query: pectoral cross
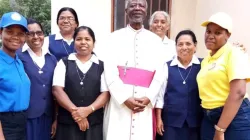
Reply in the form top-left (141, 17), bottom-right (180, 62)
top-left (123, 61), bottom-right (129, 76)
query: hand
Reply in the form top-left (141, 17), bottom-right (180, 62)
top-left (213, 131), bottom-right (224, 140)
top-left (51, 120), bottom-right (57, 139)
top-left (124, 97), bottom-right (146, 113)
top-left (233, 42), bottom-right (246, 52)
top-left (77, 118), bottom-right (89, 131)
top-left (156, 117), bottom-right (164, 136)
top-left (133, 97), bottom-right (150, 113)
top-left (135, 97), bottom-right (150, 106)
top-left (71, 107), bottom-right (92, 122)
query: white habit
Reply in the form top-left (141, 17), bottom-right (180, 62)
top-left (103, 25), bottom-right (168, 140)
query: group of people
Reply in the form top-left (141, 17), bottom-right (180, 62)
top-left (0, 0), bottom-right (250, 140)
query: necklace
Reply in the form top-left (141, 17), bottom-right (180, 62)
top-left (75, 65), bottom-right (86, 85)
top-left (61, 40), bottom-right (69, 55)
top-left (33, 60), bottom-right (43, 74)
top-left (177, 65), bottom-right (192, 84)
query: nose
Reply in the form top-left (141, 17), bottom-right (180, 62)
top-left (33, 33), bottom-right (38, 38)
top-left (157, 22), bottom-right (161, 27)
top-left (80, 40), bottom-right (87, 45)
top-left (135, 4), bottom-right (141, 10)
top-left (182, 44), bottom-right (188, 50)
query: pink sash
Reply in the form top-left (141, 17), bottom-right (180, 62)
top-left (117, 66), bottom-right (155, 87)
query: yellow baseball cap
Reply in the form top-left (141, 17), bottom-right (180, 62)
top-left (201, 12), bottom-right (232, 33)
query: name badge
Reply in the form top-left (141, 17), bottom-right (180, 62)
top-left (208, 63), bottom-right (216, 70)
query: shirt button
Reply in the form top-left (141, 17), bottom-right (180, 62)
top-left (134, 92), bottom-right (137, 94)
top-left (133, 119), bottom-right (135, 121)
top-left (81, 100), bottom-right (84, 102)
top-left (43, 85), bottom-right (45, 87)
top-left (43, 97), bottom-right (46, 100)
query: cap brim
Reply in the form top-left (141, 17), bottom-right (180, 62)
top-left (2, 22), bottom-right (28, 32)
top-left (201, 21), bottom-right (210, 27)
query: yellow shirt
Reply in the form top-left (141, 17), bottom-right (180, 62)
top-left (197, 43), bottom-right (250, 109)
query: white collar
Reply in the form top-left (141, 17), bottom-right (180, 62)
top-left (163, 36), bottom-right (170, 44)
top-left (68, 53), bottom-right (99, 64)
top-left (22, 42), bottom-right (51, 56)
top-left (163, 36), bottom-right (175, 44)
top-left (127, 24), bottom-right (144, 33)
top-left (55, 33), bottom-right (73, 45)
top-left (170, 55), bottom-right (200, 69)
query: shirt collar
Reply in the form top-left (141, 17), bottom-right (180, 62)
top-left (170, 55), bottom-right (200, 69)
top-left (0, 49), bottom-right (20, 64)
top-left (163, 36), bottom-right (172, 44)
top-left (208, 42), bottom-right (230, 60)
top-left (55, 32), bottom-right (73, 45)
top-left (22, 42), bottom-right (51, 56)
top-left (68, 53), bottom-right (99, 64)
top-left (127, 24), bottom-right (144, 33)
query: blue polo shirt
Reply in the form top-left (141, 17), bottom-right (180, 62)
top-left (0, 49), bottom-right (30, 112)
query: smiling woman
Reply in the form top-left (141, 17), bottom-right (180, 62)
top-left (48, 7), bottom-right (79, 61)
top-left (52, 26), bottom-right (110, 140)
top-left (0, 12), bottom-right (31, 140)
top-left (16, 18), bottom-right (58, 140)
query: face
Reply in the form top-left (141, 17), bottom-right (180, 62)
top-left (58, 10), bottom-right (78, 34)
top-left (26, 23), bottom-right (44, 50)
top-left (74, 29), bottom-right (94, 56)
top-left (0, 25), bottom-right (26, 51)
top-left (126, 0), bottom-right (147, 24)
top-left (205, 23), bottom-right (230, 52)
top-left (176, 35), bottom-right (196, 61)
top-left (150, 13), bottom-right (169, 37)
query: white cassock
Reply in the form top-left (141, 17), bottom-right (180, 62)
top-left (103, 25), bottom-right (169, 140)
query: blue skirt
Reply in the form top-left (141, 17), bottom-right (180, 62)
top-left (201, 98), bottom-right (250, 140)
top-left (26, 114), bottom-right (52, 140)
top-left (162, 122), bottom-right (200, 140)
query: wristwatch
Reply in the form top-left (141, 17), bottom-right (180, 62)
top-left (214, 125), bottom-right (226, 132)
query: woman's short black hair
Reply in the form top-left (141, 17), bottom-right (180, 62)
top-left (26, 18), bottom-right (44, 32)
top-left (73, 26), bottom-right (96, 43)
top-left (56, 7), bottom-right (79, 26)
top-left (175, 30), bottom-right (197, 44)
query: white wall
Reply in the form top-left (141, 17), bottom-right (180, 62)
top-left (170, 0), bottom-right (197, 41)
top-left (51, 0), bottom-right (112, 59)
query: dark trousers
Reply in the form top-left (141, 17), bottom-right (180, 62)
top-left (201, 98), bottom-right (250, 140)
top-left (162, 122), bottom-right (200, 140)
top-left (0, 111), bottom-right (27, 140)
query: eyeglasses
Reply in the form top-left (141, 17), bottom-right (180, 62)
top-left (26, 31), bottom-right (44, 37)
top-left (58, 16), bottom-right (75, 21)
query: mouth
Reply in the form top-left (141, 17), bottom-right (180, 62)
top-left (155, 28), bottom-right (163, 32)
top-left (62, 25), bottom-right (71, 28)
top-left (79, 46), bottom-right (88, 51)
top-left (32, 40), bottom-right (41, 45)
top-left (206, 41), bottom-right (215, 45)
top-left (10, 41), bottom-right (21, 46)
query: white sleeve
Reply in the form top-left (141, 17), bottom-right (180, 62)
top-left (155, 77), bottom-right (168, 108)
top-left (104, 59), bottom-right (131, 105)
top-left (145, 61), bottom-right (168, 108)
top-left (100, 72), bottom-right (109, 92)
top-left (53, 60), bottom-right (66, 87)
